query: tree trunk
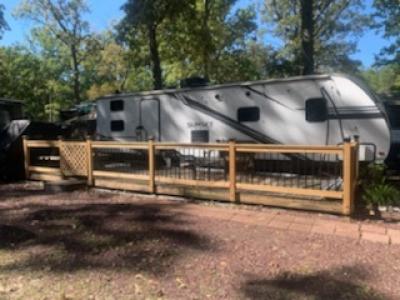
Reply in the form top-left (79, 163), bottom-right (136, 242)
top-left (71, 45), bottom-right (81, 103)
top-left (148, 24), bottom-right (163, 90)
top-left (202, 0), bottom-right (211, 79)
top-left (300, 0), bottom-right (314, 75)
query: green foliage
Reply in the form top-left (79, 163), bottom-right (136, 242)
top-left (361, 65), bottom-right (400, 97)
top-left (118, 0), bottom-right (192, 89)
top-left (373, 0), bottom-right (400, 65)
top-left (194, 1), bottom-right (258, 82)
top-left (44, 101), bottom-right (61, 122)
top-left (0, 46), bottom-right (73, 120)
top-left (361, 163), bottom-right (400, 207)
top-left (262, 0), bottom-right (370, 75)
top-left (118, 0), bottom-right (259, 88)
top-left (363, 183), bottom-right (400, 207)
top-left (360, 163), bottom-right (385, 185)
top-left (0, 4), bottom-right (10, 40)
top-left (15, 0), bottom-right (95, 103)
top-left (0, 0), bottom-right (397, 121)
top-left (84, 31), bottom-right (154, 99)
top-left (180, 0), bottom-right (258, 82)
top-left (371, 0), bottom-right (400, 97)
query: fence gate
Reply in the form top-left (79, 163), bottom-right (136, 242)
top-left (60, 141), bottom-right (88, 177)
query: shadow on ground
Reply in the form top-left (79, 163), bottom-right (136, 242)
top-left (0, 187), bottom-right (214, 276)
top-left (0, 182), bottom-right (53, 200)
top-left (241, 265), bottom-right (384, 300)
top-left (0, 225), bottom-right (37, 248)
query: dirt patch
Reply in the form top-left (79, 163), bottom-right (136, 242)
top-left (0, 182), bottom-right (398, 299)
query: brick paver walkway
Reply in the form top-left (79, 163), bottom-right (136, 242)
top-left (162, 198), bottom-right (400, 246)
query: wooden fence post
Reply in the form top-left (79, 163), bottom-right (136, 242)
top-left (58, 135), bottom-right (65, 179)
top-left (148, 137), bottom-right (155, 194)
top-left (86, 136), bottom-right (94, 186)
top-left (22, 135), bottom-right (30, 180)
top-left (229, 139), bottom-right (237, 202)
top-left (351, 136), bottom-right (360, 214)
top-left (353, 135), bottom-right (360, 181)
top-left (342, 138), bottom-right (355, 215)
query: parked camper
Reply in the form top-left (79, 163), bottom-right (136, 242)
top-left (95, 74), bottom-right (396, 166)
top-left (384, 100), bottom-right (400, 169)
top-left (0, 99), bottom-right (61, 181)
top-left (60, 102), bottom-right (97, 139)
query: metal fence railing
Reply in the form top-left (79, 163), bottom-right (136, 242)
top-left (23, 137), bottom-right (359, 215)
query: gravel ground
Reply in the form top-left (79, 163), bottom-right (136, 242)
top-left (0, 182), bottom-right (399, 300)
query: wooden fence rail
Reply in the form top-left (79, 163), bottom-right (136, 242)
top-left (22, 136), bottom-right (359, 215)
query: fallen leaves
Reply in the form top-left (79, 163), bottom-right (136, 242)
top-left (175, 277), bottom-right (187, 289)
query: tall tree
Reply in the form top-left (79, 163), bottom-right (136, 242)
top-left (118, 0), bottom-right (257, 88)
top-left (0, 46), bottom-right (69, 120)
top-left (166, 0), bottom-right (257, 83)
top-left (15, 0), bottom-right (94, 103)
top-left (300, 0), bottom-right (314, 74)
top-left (202, 0), bottom-right (212, 78)
top-left (263, 0), bottom-right (369, 75)
top-left (196, 0), bottom-right (257, 81)
top-left (85, 34), bottom-right (149, 99)
top-left (118, 0), bottom-right (191, 90)
top-left (0, 4), bottom-right (10, 40)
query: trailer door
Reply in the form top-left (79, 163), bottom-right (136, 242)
top-left (140, 99), bottom-right (161, 141)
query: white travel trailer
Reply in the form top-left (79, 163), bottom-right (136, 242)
top-left (96, 74), bottom-right (397, 164)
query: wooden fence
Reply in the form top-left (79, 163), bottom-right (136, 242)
top-left (23, 136), bottom-right (359, 215)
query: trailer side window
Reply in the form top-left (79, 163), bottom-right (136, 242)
top-left (238, 107), bottom-right (260, 122)
top-left (305, 98), bottom-right (328, 122)
top-left (110, 100), bottom-right (124, 112)
top-left (191, 130), bottom-right (209, 143)
top-left (111, 120), bottom-right (124, 132)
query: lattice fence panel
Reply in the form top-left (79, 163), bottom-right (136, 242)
top-left (60, 142), bottom-right (88, 177)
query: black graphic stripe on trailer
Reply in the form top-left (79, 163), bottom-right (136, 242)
top-left (178, 94), bottom-right (309, 162)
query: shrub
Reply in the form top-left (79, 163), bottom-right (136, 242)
top-left (360, 163), bottom-right (400, 208)
top-left (362, 182), bottom-right (400, 207)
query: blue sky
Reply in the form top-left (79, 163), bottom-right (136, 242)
top-left (1, 0), bottom-right (391, 68)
